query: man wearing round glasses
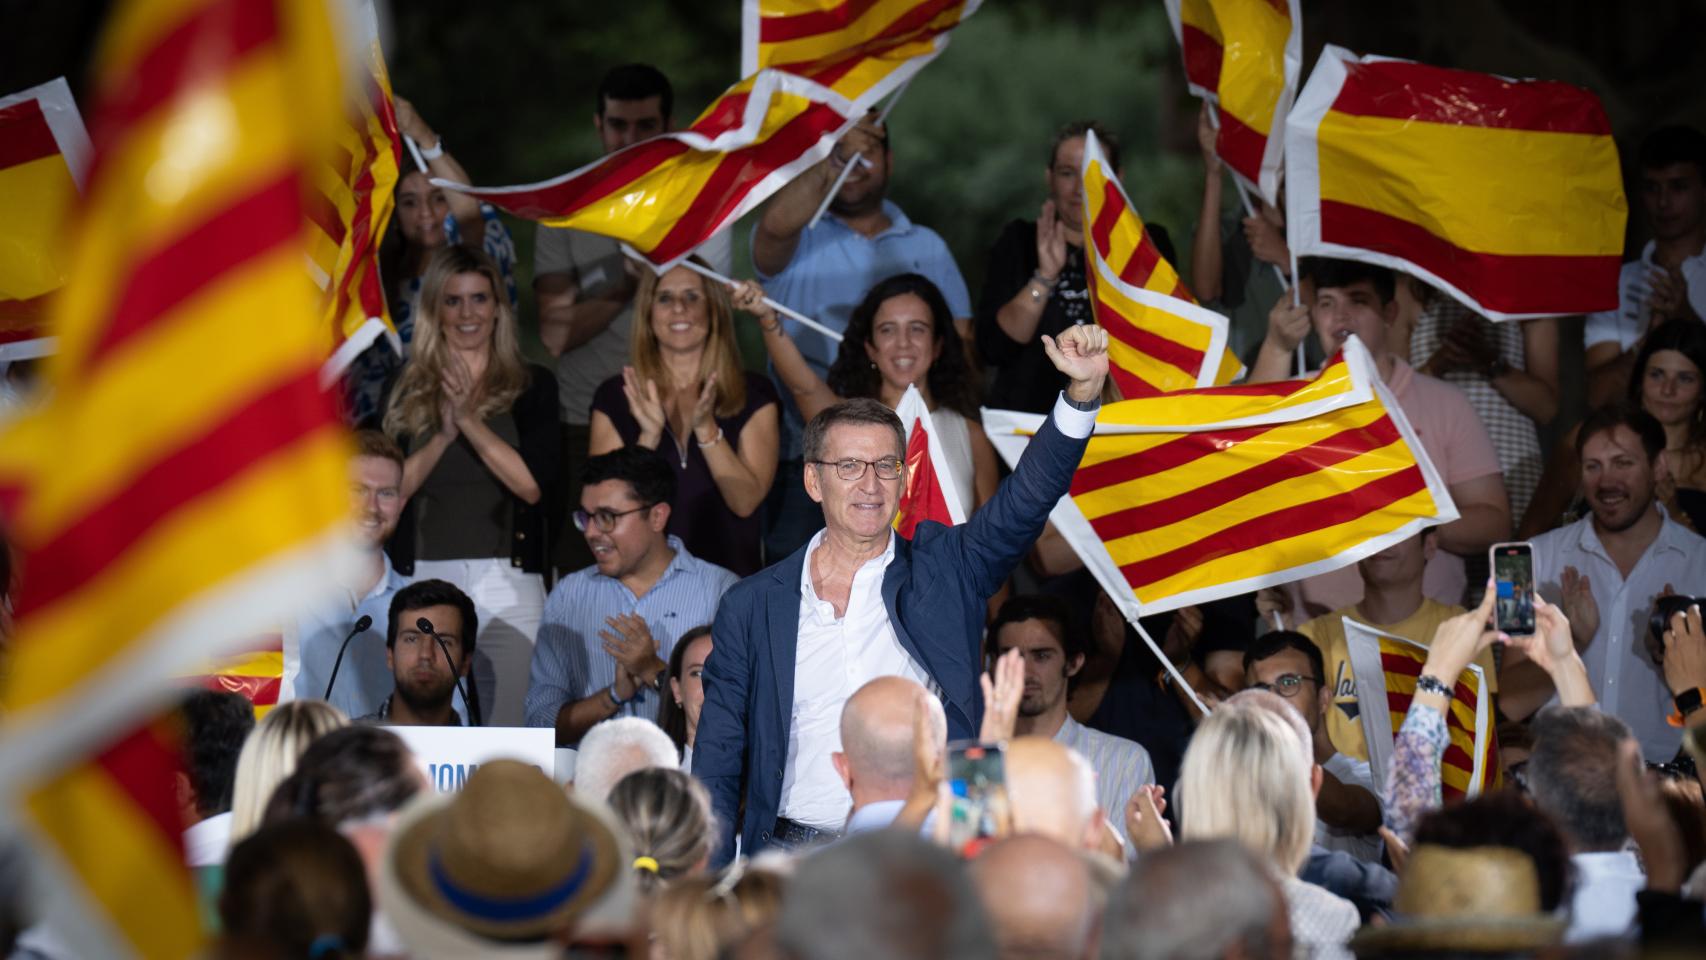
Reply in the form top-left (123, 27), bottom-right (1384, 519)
top-left (697, 324), bottom-right (1110, 863)
top-left (524, 446), bottom-right (736, 745)
top-left (1243, 631), bottom-right (1383, 862)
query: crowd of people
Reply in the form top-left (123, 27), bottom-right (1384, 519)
top-left (7, 55), bottom-right (1706, 960)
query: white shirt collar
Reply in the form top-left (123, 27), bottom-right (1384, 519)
top-left (799, 528), bottom-right (896, 602)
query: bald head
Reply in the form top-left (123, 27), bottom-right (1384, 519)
top-left (971, 835), bottom-right (1096, 960)
top-left (836, 677), bottom-right (943, 805)
top-left (1005, 737), bottom-right (1099, 850)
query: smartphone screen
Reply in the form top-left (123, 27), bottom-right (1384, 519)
top-left (1491, 541), bottom-right (1536, 636)
top-left (945, 741), bottom-right (1008, 853)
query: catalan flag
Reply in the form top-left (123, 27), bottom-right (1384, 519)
top-left (1164, 0), bottom-right (1301, 204)
top-left (0, 0), bottom-right (353, 953)
top-left (1285, 45), bottom-right (1627, 320)
top-left (742, 0), bottom-right (982, 106)
top-left (0, 78), bottom-right (91, 360)
top-left (182, 631), bottom-right (289, 719)
top-left (984, 337), bottom-right (1457, 617)
top-left (309, 0), bottom-right (402, 381)
top-left (1080, 131), bottom-right (1242, 397)
top-left (893, 383), bottom-right (966, 537)
top-left (1343, 617), bottom-right (1498, 799)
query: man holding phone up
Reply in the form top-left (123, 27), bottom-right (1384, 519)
top-left (696, 326), bottom-right (1109, 864)
top-left (1512, 405), bottom-right (1706, 760)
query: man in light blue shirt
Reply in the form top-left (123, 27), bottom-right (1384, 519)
top-left (524, 447), bottom-right (736, 745)
top-left (751, 115), bottom-right (973, 557)
top-left (287, 431), bottom-right (416, 718)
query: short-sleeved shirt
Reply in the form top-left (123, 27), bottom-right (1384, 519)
top-left (1298, 599), bottom-right (1493, 763)
top-left (591, 373), bottom-right (779, 576)
top-left (1286, 358), bottom-right (1505, 616)
top-left (1584, 241), bottom-right (1706, 353)
top-left (534, 226), bottom-right (733, 425)
top-left (1531, 509), bottom-right (1706, 760)
top-left (752, 199), bottom-right (971, 456)
top-left (974, 219), bottom-right (1091, 414)
top-left (523, 536), bottom-right (737, 734)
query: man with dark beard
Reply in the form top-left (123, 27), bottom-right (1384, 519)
top-left (988, 594), bottom-right (1153, 848)
top-left (1513, 404), bottom-right (1706, 760)
top-left (360, 580), bottom-right (476, 726)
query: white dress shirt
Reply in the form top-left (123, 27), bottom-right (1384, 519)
top-left (779, 529), bottom-right (933, 830)
top-left (1565, 849), bottom-right (1644, 943)
top-left (182, 811), bottom-right (232, 868)
top-left (1316, 752), bottom-right (1384, 863)
top-left (1584, 240), bottom-right (1706, 352)
top-left (1532, 507), bottom-right (1706, 759)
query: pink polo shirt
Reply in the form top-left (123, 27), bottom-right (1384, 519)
top-left (1284, 357), bottom-right (1505, 620)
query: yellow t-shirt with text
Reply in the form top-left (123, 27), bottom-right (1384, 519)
top-left (1298, 599), bottom-right (1496, 761)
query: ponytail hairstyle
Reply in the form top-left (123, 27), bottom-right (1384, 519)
top-left (606, 767), bottom-right (714, 893)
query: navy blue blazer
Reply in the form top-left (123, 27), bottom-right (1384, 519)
top-left (692, 410), bottom-right (1089, 864)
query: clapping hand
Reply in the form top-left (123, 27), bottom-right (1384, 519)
top-left (1560, 566), bottom-right (1599, 650)
top-left (688, 371), bottom-right (720, 444)
top-left (439, 354), bottom-right (475, 436)
top-left (621, 365), bottom-right (667, 448)
top-left (978, 647), bottom-right (1023, 744)
top-left (600, 613), bottom-right (664, 687)
top-left (1648, 266), bottom-right (1691, 322)
top-left (1124, 785), bottom-right (1172, 853)
top-left (1037, 200), bottom-right (1067, 282)
top-left (1043, 324), bottom-right (1110, 404)
top-left (1662, 602), bottom-right (1706, 699)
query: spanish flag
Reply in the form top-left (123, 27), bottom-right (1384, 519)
top-left (0, 0), bottom-right (353, 952)
top-left (182, 631), bottom-right (288, 719)
top-left (309, 0), bottom-right (402, 381)
top-left (1343, 617), bottom-right (1499, 799)
top-left (1285, 45), bottom-right (1626, 320)
top-left (741, 0), bottom-right (982, 106)
top-left (984, 337), bottom-right (1457, 617)
top-left (1164, 0), bottom-right (1301, 204)
top-left (893, 383), bottom-right (967, 537)
top-left (1080, 131), bottom-right (1242, 397)
top-left (0, 77), bottom-right (91, 360)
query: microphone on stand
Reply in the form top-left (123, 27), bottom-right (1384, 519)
top-left (322, 615), bottom-right (374, 702)
top-left (416, 616), bottom-right (482, 726)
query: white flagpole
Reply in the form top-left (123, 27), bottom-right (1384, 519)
top-left (806, 77), bottom-right (913, 230)
top-left (674, 258), bottom-right (844, 343)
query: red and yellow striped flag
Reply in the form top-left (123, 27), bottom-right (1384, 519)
top-left (309, 0), bottom-right (402, 380)
top-left (1285, 45), bottom-right (1627, 320)
top-left (0, 78), bottom-right (91, 360)
top-left (1344, 618), bottom-right (1499, 799)
top-left (1080, 130), bottom-right (1242, 397)
top-left (1164, 0), bottom-right (1301, 204)
top-left (893, 383), bottom-right (966, 537)
top-left (742, 0), bottom-right (981, 106)
top-left (455, 72), bottom-right (855, 268)
top-left (0, 0), bottom-right (354, 952)
top-left (984, 338), bottom-right (1457, 617)
top-left (182, 631), bottom-right (288, 719)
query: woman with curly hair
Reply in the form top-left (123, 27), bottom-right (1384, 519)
top-left (590, 258), bottom-right (780, 575)
top-left (380, 245), bottom-right (559, 725)
top-left (742, 272), bottom-right (998, 515)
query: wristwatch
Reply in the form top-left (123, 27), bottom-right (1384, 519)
top-left (1669, 686), bottom-right (1704, 727)
top-left (1064, 393), bottom-right (1099, 413)
top-left (1415, 674), bottom-right (1454, 699)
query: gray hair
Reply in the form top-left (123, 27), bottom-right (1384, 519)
top-left (1526, 706), bottom-right (1635, 851)
top-left (574, 716), bottom-right (681, 803)
top-left (802, 397), bottom-right (905, 465)
top-left (1099, 839), bottom-right (1284, 960)
top-left (775, 830), bottom-right (994, 960)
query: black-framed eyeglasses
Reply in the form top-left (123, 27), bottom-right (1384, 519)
top-left (1251, 673), bottom-right (1322, 698)
top-left (809, 457), bottom-right (904, 481)
top-left (573, 503), bottom-right (655, 533)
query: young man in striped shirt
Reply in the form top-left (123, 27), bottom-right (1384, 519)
top-left (988, 593), bottom-right (1154, 848)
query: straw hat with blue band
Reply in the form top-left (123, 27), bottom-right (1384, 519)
top-left (386, 759), bottom-right (628, 946)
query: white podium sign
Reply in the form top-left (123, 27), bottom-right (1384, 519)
top-left (387, 725), bottom-right (558, 793)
